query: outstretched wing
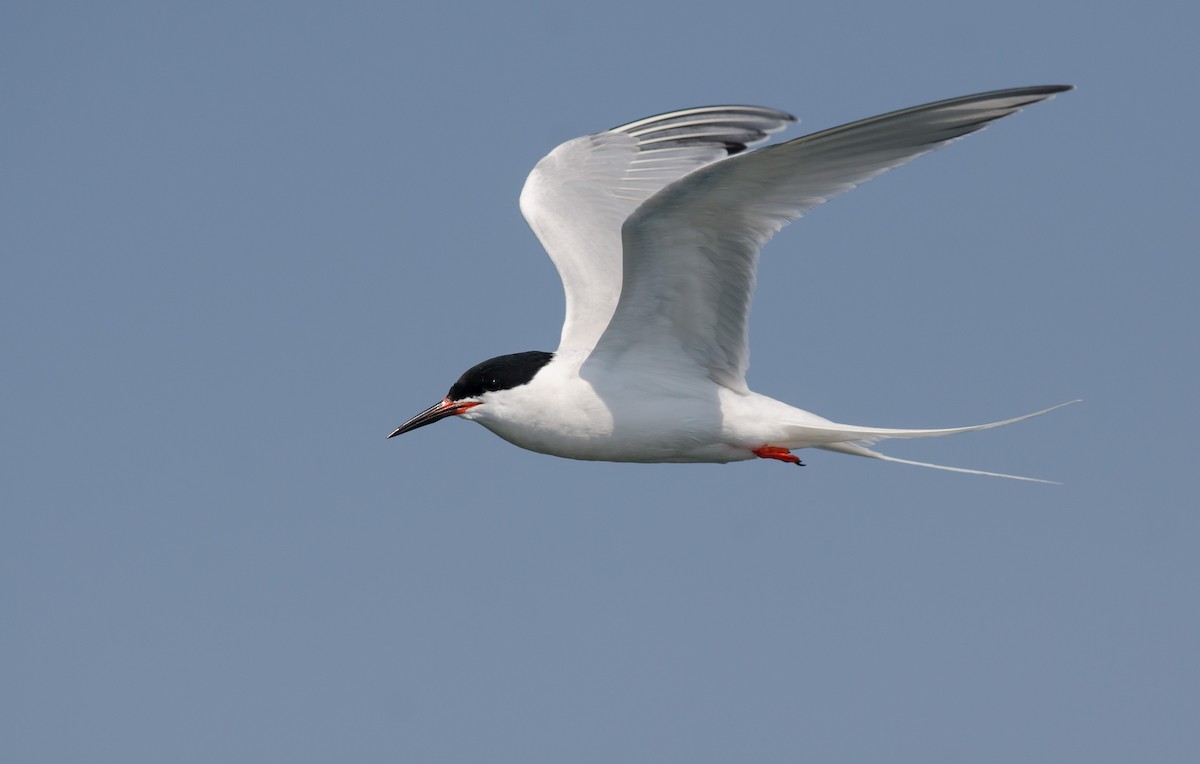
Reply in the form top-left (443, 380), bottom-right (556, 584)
top-left (587, 85), bottom-right (1072, 392)
top-left (519, 106), bottom-right (795, 353)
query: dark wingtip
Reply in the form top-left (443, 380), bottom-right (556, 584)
top-left (1012, 84), bottom-right (1075, 98)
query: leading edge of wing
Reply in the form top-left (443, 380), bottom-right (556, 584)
top-left (589, 85), bottom-right (1073, 390)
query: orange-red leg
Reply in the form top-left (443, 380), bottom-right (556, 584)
top-left (752, 446), bottom-right (805, 466)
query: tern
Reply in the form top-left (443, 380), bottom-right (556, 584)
top-left (390, 85), bottom-right (1077, 481)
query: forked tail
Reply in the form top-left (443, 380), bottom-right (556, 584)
top-left (788, 401), bottom-right (1080, 483)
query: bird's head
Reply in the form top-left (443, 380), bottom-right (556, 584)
top-left (387, 351), bottom-right (554, 439)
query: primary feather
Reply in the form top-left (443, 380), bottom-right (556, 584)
top-left (590, 86), bottom-right (1072, 391)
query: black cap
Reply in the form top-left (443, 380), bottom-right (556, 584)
top-left (448, 351), bottom-right (554, 400)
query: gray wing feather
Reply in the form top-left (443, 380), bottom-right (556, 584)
top-left (591, 86), bottom-right (1072, 390)
top-left (520, 106), bottom-right (794, 352)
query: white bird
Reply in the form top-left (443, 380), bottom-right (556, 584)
top-left (390, 86), bottom-right (1077, 482)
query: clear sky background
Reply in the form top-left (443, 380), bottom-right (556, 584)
top-left (3, 2), bottom-right (1196, 762)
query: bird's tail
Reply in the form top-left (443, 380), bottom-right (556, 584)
top-left (786, 401), bottom-right (1080, 483)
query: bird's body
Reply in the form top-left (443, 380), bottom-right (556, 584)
top-left (391, 86), bottom-right (1076, 481)
top-left (461, 349), bottom-right (801, 464)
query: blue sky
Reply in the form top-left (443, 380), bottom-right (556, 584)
top-left (3, 2), bottom-right (1197, 762)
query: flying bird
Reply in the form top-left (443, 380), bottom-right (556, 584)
top-left (390, 86), bottom-right (1076, 481)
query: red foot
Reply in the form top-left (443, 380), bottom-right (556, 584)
top-left (752, 445), bottom-right (805, 466)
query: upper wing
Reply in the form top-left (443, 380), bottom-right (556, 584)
top-left (586, 85), bottom-right (1073, 392)
top-left (518, 106), bottom-right (795, 353)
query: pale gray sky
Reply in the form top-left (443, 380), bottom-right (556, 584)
top-left (3, 2), bottom-right (1197, 762)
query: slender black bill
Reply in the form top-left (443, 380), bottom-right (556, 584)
top-left (388, 399), bottom-right (454, 438)
top-left (387, 399), bottom-right (476, 439)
